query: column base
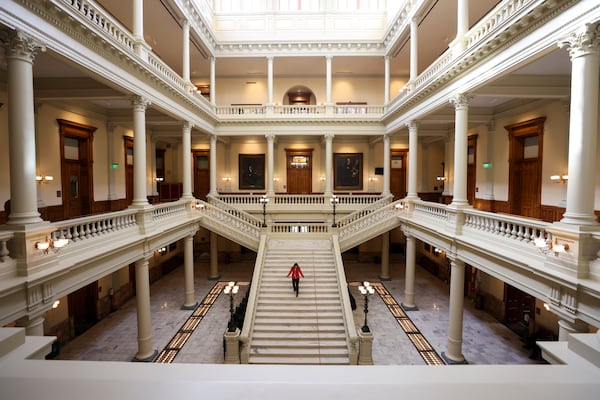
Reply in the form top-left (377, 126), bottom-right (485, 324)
top-left (208, 275), bottom-right (220, 281)
top-left (379, 276), bottom-right (391, 281)
top-left (132, 349), bottom-right (158, 362)
top-left (181, 302), bottom-right (198, 311)
top-left (441, 351), bottom-right (468, 365)
top-left (401, 302), bottom-right (418, 311)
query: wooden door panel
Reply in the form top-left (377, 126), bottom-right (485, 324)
top-left (194, 152), bottom-right (210, 199)
top-left (285, 149), bottom-right (312, 194)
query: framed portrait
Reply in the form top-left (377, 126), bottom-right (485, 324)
top-left (334, 153), bottom-right (363, 190)
top-left (239, 154), bottom-right (265, 190)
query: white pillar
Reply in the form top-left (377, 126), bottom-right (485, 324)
top-left (326, 55), bottom-right (332, 105)
top-left (407, 121), bottom-right (419, 200)
top-left (452, 0), bottom-right (469, 56)
top-left (483, 119), bottom-right (495, 201)
top-left (181, 121), bottom-right (193, 199)
top-left (133, 0), bottom-right (144, 41)
top-left (444, 257), bottom-right (466, 363)
top-left (209, 231), bottom-right (219, 280)
top-left (449, 93), bottom-right (472, 207)
top-left (266, 133), bottom-right (275, 196)
top-left (325, 133), bottom-right (334, 196)
top-left (210, 57), bottom-right (216, 105)
top-left (209, 134), bottom-right (218, 196)
top-left (559, 23), bottom-right (600, 225)
top-left (3, 30), bottom-right (45, 225)
top-left (16, 315), bottom-right (45, 336)
top-left (107, 122), bottom-right (119, 201)
top-left (380, 231), bottom-right (390, 281)
top-left (443, 133), bottom-right (453, 196)
top-left (558, 319), bottom-right (589, 341)
top-left (384, 55), bottom-right (390, 103)
top-left (402, 233), bottom-right (417, 310)
top-left (134, 257), bottom-right (156, 361)
top-left (130, 95), bottom-right (150, 207)
top-left (149, 138), bottom-right (158, 197)
top-left (182, 234), bottom-right (197, 309)
top-left (182, 19), bottom-right (190, 83)
top-left (410, 18), bottom-right (418, 82)
top-left (267, 56), bottom-right (274, 105)
top-left (382, 134), bottom-right (391, 196)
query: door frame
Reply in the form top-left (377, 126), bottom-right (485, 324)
top-left (285, 148), bottom-right (313, 194)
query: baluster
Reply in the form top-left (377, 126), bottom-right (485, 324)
top-left (0, 239), bottom-right (9, 262)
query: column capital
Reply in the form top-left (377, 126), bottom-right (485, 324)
top-left (265, 133), bottom-right (275, 142)
top-left (0, 29), bottom-right (46, 62)
top-left (130, 95), bottom-right (151, 111)
top-left (406, 120), bottom-right (419, 130)
top-left (266, 55), bottom-right (274, 62)
top-left (182, 121), bottom-right (192, 132)
top-left (324, 132), bottom-right (335, 141)
top-left (325, 55), bottom-right (333, 61)
top-left (383, 133), bottom-right (390, 142)
top-left (449, 93), bottom-right (473, 110)
top-left (558, 23), bottom-right (600, 59)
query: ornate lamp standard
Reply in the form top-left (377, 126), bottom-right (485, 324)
top-left (358, 281), bottom-right (375, 332)
top-left (330, 195), bottom-right (339, 227)
top-left (259, 195), bottom-right (269, 227)
top-left (223, 281), bottom-right (239, 332)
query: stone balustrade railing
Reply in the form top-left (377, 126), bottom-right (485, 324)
top-left (216, 194), bottom-right (382, 208)
top-left (51, 209), bottom-right (138, 243)
top-left (198, 201), bottom-right (261, 240)
top-left (151, 200), bottom-right (190, 221)
top-left (336, 195), bottom-right (393, 228)
top-left (272, 194), bottom-right (325, 205)
top-left (463, 208), bottom-right (552, 245)
top-left (338, 202), bottom-right (398, 240)
top-left (270, 223), bottom-right (329, 234)
top-left (207, 196), bottom-right (262, 227)
top-left (0, 231), bottom-right (13, 263)
top-left (411, 200), bottom-right (450, 221)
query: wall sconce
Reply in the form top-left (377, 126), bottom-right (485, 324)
top-left (222, 177), bottom-right (232, 182)
top-left (36, 175), bottom-right (54, 184)
top-left (319, 176), bottom-right (326, 182)
top-left (273, 177), bottom-right (279, 182)
top-left (52, 300), bottom-right (60, 309)
top-left (368, 176), bottom-right (377, 182)
top-left (156, 177), bottom-right (165, 182)
top-left (195, 201), bottom-right (205, 209)
top-left (434, 247), bottom-right (444, 255)
top-left (35, 236), bottom-right (68, 254)
top-left (550, 174), bottom-right (568, 183)
top-left (158, 246), bottom-right (167, 255)
top-left (395, 203), bottom-right (405, 210)
top-left (534, 236), bottom-right (569, 256)
top-left (543, 303), bottom-right (550, 311)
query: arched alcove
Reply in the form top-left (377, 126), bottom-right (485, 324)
top-left (282, 85), bottom-right (316, 105)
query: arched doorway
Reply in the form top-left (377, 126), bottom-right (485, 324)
top-left (283, 85), bottom-right (316, 105)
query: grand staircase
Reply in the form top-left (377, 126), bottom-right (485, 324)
top-left (248, 239), bottom-right (350, 365)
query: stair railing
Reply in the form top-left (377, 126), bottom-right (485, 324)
top-left (336, 194), bottom-right (394, 228)
top-left (331, 235), bottom-right (359, 364)
top-left (207, 194), bottom-right (263, 227)
top-left (239, 234), bottom-right (268, 364)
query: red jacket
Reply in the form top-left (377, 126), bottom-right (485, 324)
top-left (287, 265), bottom-right (304, 279)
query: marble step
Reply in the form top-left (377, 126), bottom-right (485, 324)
top-left (251, 340), bottom-right (348, 349)
top-left (247, 356), bottom-right (349, 365)
top-left (252, 324), bottom-right (345, 333)
top-left (249, 347), bottom-right (349, 356)
top-left (252, 331), bottom-right (346, 340)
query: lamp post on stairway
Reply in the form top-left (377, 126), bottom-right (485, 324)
top-left (223, 281), bottom-right (239, 332)
top-left (330, 195), bottom-right (339, 227)
top-left (260, 195), bottom-right (269, 227)
top-left (358, 281), bottom-right (375, 332)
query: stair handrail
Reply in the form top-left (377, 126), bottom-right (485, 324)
top-left (331, 235), bottom-right (359, 364)
top-left (336, 194), bottom-right (394, 228)
top-left (239, 234), bottom-right (268, 364)
top-left (207, 194), bottom-right (263, 227)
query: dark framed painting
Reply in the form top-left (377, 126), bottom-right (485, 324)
top-left (239, 154), bottom-right (265, 190)
top-left (334, 153), bottom-right (363, 190)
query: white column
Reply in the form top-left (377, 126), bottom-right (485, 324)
top-left (266, 133), bottom-right (275, 196)
top-left (134, 257), bottom-right (156, 361)
top-left (444, 257), bottom-right (466, 363)
top-left (483, 119), bottom-right (495, 200)
top-left (326, 55), bottom-right (332, 105)
top-left (452, 0), bottom-right (469, 56)
top-left (382, 134), bottom-right (391, 196)
top-left (106, 122), bottom-right (119, 201)
top-left (325, 133), bottom-right (334, 196)
top-left (558, 319), bottom-right (589, 341)
top-left (182, 19), bottom-right (190, 83)
top-left (443, 133), bottom-right (453, 196)
top-left (379, 231), bottom-right (390, 280)
top-left (181, 121), bottom-right (193, 199)
top-left (133, 0), bottom-right (144, 41)
top-left (182, 234), bottom-right (197, 309)
top-left (130, 95), bottom-right (150, 207)
top-left (3, 30), bottom-right (44, 225)
top-left (384, 55), bottom-right (390, 104)
top-left (267, 56), bottom-right (274, 105)
top-left (410, 18), bottom-right (418, 82)
top-left (407, 121), bottom-right (419, 200)
top-left (402, 233), bottom-right (417, 310)
top-left (209, 134), bottom-right (218, 196)
top-left (16, 315), bottom-right (45, 336)
top-left (210, 57), bottom-right (216, 105)
top-left (209, 231), bottom-right (219, 280)
top-left (149, 138), bottom-right (158, 197)
top-left (559, 23), bottom-right (600, 225)
top-left (449, 93), bottom-right (472, 207)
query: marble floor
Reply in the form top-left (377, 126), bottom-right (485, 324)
top-left (56, 252), bottom-right (544, 365)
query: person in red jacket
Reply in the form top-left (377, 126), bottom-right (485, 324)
top-left (287, 262), bottom-right (304, 297)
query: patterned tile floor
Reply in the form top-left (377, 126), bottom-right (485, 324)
top-left (56, 253), bottom-right (544, 365)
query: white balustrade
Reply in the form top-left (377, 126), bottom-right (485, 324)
top-left (51, 209), bottom-right (138, 243)
top-left (270, 223), bottom-right (329, 234)
top-left (412, 200), bottom-right (449, 221)
top-left (207, 197), bottom-right (263, 227)
top-left (463, 209), bottom-right (551, 245)
top-left (465, 0), bottom-right (531, 50)
top-left (0, 232), bottom-right (13, 262)
top-left (151, 201), bottom-right (189, 221)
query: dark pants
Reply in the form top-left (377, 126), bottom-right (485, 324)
top-left (292, 278), bottom-right (300, 295)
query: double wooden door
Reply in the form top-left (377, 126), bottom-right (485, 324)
top-left (286, 149), bottom-right (312, 194)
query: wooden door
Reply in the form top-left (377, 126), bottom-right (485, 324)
top-left (390, 150), bottom-right (407, 200)
top-left (68, 281), bottom-right (98, 336)
top-left (58, 119), bottom-right (95, 219)
top-left (467, 135), bottom-right (478, 205)
top-left (193, 150), bottom-right (210, 200)
top-left (507, 118), bottom-right (545, 219)
top-left (286, 149), bottom-right (313, 194)
top-left (124, 137), bottom-right (134, 205)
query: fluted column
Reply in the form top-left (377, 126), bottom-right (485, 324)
top-left (209, 134), bottom-right (218, 196)
top-left (182, 234), bottom-right (197, 309)
top-left (181, 121), bottom-right (193, 199)
top-left (444, 257), bottom-right (467, 364)
top-left (402, 233), bottom-right (417, 310)
top-left (210, 57), bottom-right (216, 105)
top-left (449, 93), bottom-right (472, 207)
top-left (130, 95), bottom-right (150, 207)
top-left (384, 55), bottom-right (390, 103)
top-left (267, 56), bottom-right (274, 105)
top-left (266, 133), bottom-right (275, 196)
top-left (325, 133), bottom-right (334, 196)
top-left (134, 256), bottom-right (156, 361)
top-left (2, 30), bottom-right (45, 225)
top-left (558, 23), bottom-right (600, 225)
top-left (382, 134), bottom-right (391, 196)
top-left (407, 121), bottom-right (419, 200)
top-left (209, 231), bottom-right (219, 280)
top-left (410, 18), bottom-right (418, 82)
top-left (182, 19), bottom-right (190, 84)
